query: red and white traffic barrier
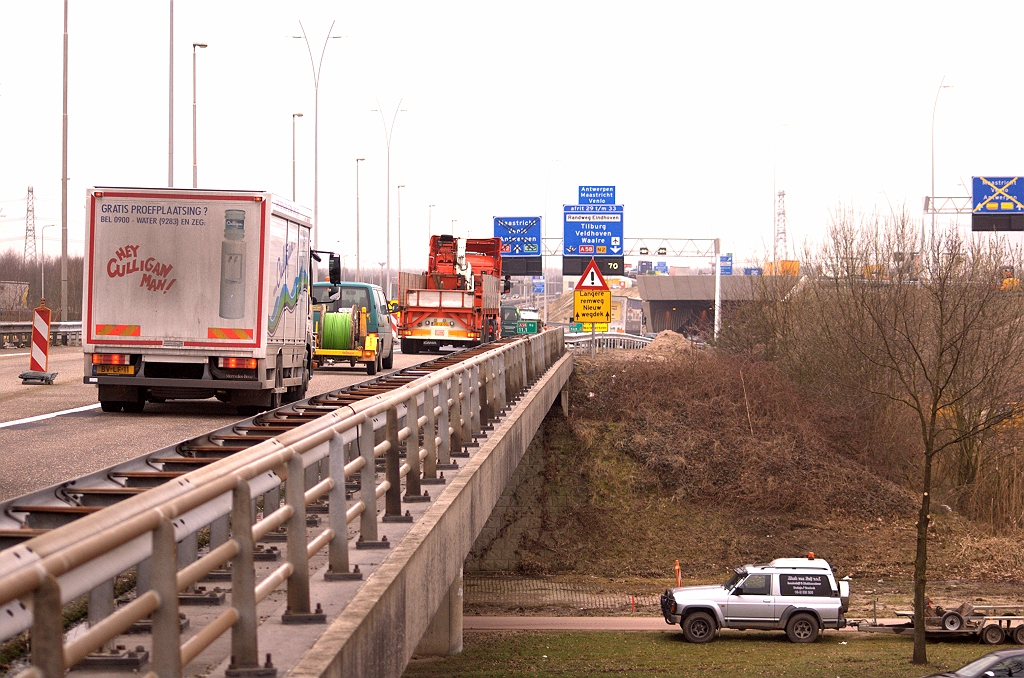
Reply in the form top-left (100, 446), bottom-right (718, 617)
top-left (30, 301), bottom-right (51, 373)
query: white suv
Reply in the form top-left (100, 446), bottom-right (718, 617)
top-left (660, 555), bottom-right (850, 643)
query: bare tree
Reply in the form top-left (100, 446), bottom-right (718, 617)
top-left (804, 210), bottom-right (1024, 663)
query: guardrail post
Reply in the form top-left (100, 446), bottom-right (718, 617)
top-left (469, 364), bottom-right (481, 439)
top-left (451, 373), bottom-right (466, 457)
top-left (210, 515), bottom-right (229, 551)
top-left (262, 485), bottom-right (279, 521)
top-left (404, 395), bottom-right (425, 501)
top-left (479, 357), bottom-right (494, 430)
top-left (151, 518), bottom-right (181, 678)
top-left (518, 343), bottom-right (528, 396)
top-left (228, 479), bottom-right (264, 675)
top-left (88, 579), bottom-right (115, 652)
top-left (384, 406), bottom-right (404, 519)
top-left (422, 386), bottom-right (439, 481)
top-left (284, 451), bottom-right (321, 622)
top-left (437, 379), bottom-right (453, 467)
top-left (357, 418), bottom-right (379, 543)
top-left (458, 368), bottom-right (471, 446)
top-left (30, 574), bottom-right (64, 678)
top-left (497, 351), bottom-right (508, 414)
top-left (526, 338), bottom-right (537, 383)
top-left (178, 532), bottom-right (199, 592)
top-left (326, 432), bottom-right (360, 580)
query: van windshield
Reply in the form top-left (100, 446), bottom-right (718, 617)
top-left (338, 287), bottom-right (371, 311)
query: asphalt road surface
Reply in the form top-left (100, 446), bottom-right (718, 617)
top-left (0, 345), bottom-right (432, 501)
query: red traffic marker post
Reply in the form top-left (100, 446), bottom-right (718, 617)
top-left (20, 299), bottom-right (58, 385)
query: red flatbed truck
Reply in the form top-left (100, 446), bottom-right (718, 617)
top-left (397, 235), bottom-right (508, 354)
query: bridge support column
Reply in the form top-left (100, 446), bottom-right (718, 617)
top-left (415, 567), bottom-right (463, 657)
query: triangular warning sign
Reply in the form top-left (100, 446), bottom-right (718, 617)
top-left (574, 258), bottom-right (610, 291)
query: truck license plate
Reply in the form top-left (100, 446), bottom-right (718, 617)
top-left (97, 365), bottom-right (134, 375)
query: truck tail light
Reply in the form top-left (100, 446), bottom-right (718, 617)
top-left (218, 357), bottom-right (258, 369)
top-left (92, 353), bottom-right (131, 365)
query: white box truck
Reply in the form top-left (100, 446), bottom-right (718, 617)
top-left (82, 187), bottom-right (313, 413)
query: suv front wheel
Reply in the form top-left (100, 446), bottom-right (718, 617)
top-left (786, 613), bottom-right (819, 643)
top-left (681, 611), bottom-right (716, 644)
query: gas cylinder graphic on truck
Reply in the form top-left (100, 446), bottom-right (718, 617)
top-left (219, 209), bottom-right (247, 318)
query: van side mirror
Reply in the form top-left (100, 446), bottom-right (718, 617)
top-left (329, 254), bottom-right (342, 285)
top-left (388, 300), bottom-right (399, 313)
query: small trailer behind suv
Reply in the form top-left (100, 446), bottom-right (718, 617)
top-left (858, 602), bottom-right (1024, 645)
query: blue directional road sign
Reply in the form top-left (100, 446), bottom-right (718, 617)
top-left (563, 205), bottom-right (624, 256)
top-left (579, 186), bottom-right (615, 205)
top-left (972, 177), bottom-right (1024, 231)
top-left (973, 177), bottom-right (1024, 213)
top-left (493, 217), bottom-right (541, 256)
top-left (720, 254), bottom-right (733, 276)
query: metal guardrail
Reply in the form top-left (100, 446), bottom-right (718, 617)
top-left (564, 332), bottom-right (653, 353)
top-left (0, 329), bottom-right (564, 678)
top-left (0, 321), bottom-right (82, 348)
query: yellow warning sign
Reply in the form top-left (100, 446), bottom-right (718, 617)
top-left (574, 289), bottom-right (611, 323)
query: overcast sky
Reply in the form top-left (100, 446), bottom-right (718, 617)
top-left (1, 0), bottom-right (1022, 272)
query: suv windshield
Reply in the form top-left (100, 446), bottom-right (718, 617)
top-left (722, 570), bottom-right (743, 589)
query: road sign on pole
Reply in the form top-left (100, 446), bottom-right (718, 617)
top-left (573, 258), bottom-right (611, 325)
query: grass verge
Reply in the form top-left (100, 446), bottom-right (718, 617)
top-left (404, 630), bottom-right (993, 677)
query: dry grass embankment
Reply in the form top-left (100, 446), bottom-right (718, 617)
top-left (478, 333), bottom-right (1024, 596)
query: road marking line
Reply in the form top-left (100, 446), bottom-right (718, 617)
top-left (0, 403), bottom-right (102, 429)
top-left (0, 352), bottom-right (30, 358)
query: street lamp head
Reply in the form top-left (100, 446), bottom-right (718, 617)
top-left (293, 112), bottom-right (303, 118)
top-left (193, 42), bottom-right (207, 49)
top-left (356, 157), bottom-right (365, 162)
top-left (397, 184), bottom-right (405, 189)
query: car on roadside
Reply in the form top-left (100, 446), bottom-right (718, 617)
top-left (660, 554), bottom-right (850, 644)
top-left (920, 648), bottom-right (1024, 677)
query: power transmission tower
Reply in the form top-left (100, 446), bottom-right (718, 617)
top-left (773, 189), bottom-right (787, 262)
top-left (24, 186), bottom-right (37, 264)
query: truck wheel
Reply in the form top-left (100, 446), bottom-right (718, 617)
top-left (367, 352), bottom-right (380, 375)
top-left (786, 613), bottom-right (819, 643)
top-left (681, 611), bottom-right (716, 644)
top-left (1013, 624), bottom-right (1024, 644)
top-left (100, 401), bottom-right (123, 413)
top-left (941, 611), bottom-right (965, 631)
top-left (982, 624), bottom-right (1005, 645)
top-left (122, 399), bottom-right (146, 413)
top-left (382, 344), bottom-right (394, 369)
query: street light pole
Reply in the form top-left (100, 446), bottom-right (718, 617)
top-left (192, 42), bottom-right (207, 189)
top-left (168, 0), bottom-right (173, 187)
top-left (451, 219), bottom-right (457, 236)
top-left (930, 76), bottom-right (953, 258)
top-left (356, 158), bottom-right (365, 281)
top-left (542, 156), bottom-right (561, 324)
top-left (292, 20), bottom-right (341, 253)
top-left (397, 185), bottom-right (405, 276)
top-left (291, 112), bottom-right (303, 201)
top-left (61, 0), bottom-right (68, 318)
top-left (40, 225), bottom-right (57, 303)
top-left (372, 99), bottom-right (407, 298)
top-left (428, 204), bottom-right (435, 238)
